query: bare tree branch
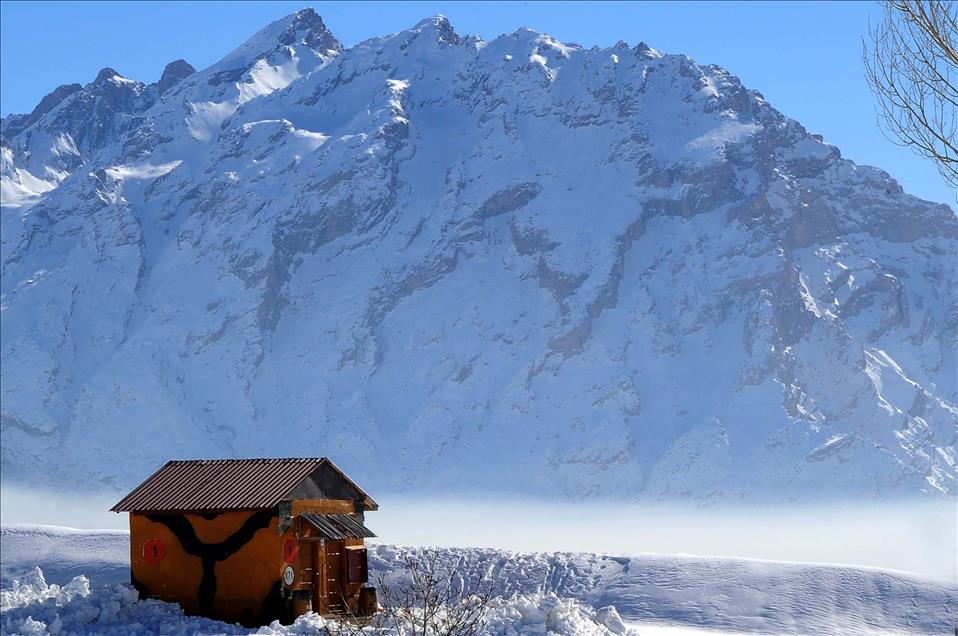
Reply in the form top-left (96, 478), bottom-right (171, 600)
top-left (864, 0), bottom-right (958, 188)
top-left (374, 550), bottom-right (496, 636)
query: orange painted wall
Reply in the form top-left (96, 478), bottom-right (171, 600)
top-left (130, 513), bottom-right (206, 613)
top-left (129, 504), bottom-right (371, 625)
top-left (130, 510), bottom-right (292, 625)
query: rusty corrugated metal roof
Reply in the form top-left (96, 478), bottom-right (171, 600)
top-left (110, 457), bottom-right (377, 513)
top-left (301, 513), bottom-right (376, 539)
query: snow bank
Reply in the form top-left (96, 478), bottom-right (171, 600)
top-left (370, 544), bottom-right (957, 635)
top-left (0, 524), bottom-right (129, 589)
top-left (2, 526), bottom-right (955, 635)
top-left (0, 567), bottom-right (633, 636)
top-left (484, 595), bottom-right (635, 635)
top-left (1, 567), bottom-right (248, 635)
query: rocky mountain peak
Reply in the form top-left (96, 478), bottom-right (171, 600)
top-left (31, 83), bottom-right (83, 119)
top-left (157, 59), bottom-right (196, 95)
top-left (411, 15), bottom-right (460, 46)
top-left (93, 67), bottom-right (123, 84)
top-left (280, 7), bottom-right (342, 54)
top-left (215, 8), bottom-right (342, 72)
top-left (633, 41), bottom-right (657, 58)
top-left (0, 83), bottom-right (83, 139)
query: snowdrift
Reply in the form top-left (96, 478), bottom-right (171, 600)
top-left (1, 525), bottom-right (955, 635)
top-left (1, 568), bottom-right (633, 636)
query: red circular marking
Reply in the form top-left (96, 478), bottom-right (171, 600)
top-left (143, 538), bottom-right (166, 564)
top-left (283, 538), bottom-right (299, 564)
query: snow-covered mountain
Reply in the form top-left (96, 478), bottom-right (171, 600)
top-left (1, 9), bottom-right (955, 500)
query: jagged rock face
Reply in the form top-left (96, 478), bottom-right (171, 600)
top-left (157, 60), bottom-right (196, 96)
top-left (1, 11), bottom-right (955, 499)
top-left (1, 83), bottom-right (83, 140)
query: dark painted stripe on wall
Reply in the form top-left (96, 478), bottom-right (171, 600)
top-left (146, 510), bottom-right (276, 615)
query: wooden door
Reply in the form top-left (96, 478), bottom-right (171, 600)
top-left (312, 541), bottom-right (327, 614)
top-left (294, 538), bottom-right (315, 617)
top-left (325, 540), bottom-right (345, 614)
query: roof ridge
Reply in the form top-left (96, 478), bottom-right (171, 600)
top-left (166, 457), bottom-right (329, 463)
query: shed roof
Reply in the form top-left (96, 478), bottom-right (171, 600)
top-left (301, 513), bottom-right (377, 539)
top-left (111, 457), bottom-right (378, 513)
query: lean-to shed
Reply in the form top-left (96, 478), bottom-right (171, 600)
top-left (111, 457), bottom-right (378, 626)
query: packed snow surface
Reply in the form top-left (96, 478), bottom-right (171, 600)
top-left (1, 525), bottom-right (955, 635)
top-left (1, 567), bottom-right (633, 636)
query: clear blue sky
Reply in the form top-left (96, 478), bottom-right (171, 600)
top-left (1, 1), bottom-right (953, 207)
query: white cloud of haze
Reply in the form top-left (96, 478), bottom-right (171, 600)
top-left (0, 486), bottom-right (128, 530)
top-left (2, 486), bottom-right (953, 583)
top-left (369, 497), bottom-right (957, 584)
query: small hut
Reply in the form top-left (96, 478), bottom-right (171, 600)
top-left (111, 457), bottom-right (378, 626)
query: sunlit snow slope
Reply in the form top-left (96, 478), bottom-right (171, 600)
top-left (1, 9), bottom-right (956, 500)
top-left (1, 525), bottom-right (955, 635)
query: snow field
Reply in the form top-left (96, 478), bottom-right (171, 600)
top-left (2, 525), bottom-right (955, 635)
top-left (1, 567), bottom-right (634, 636)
